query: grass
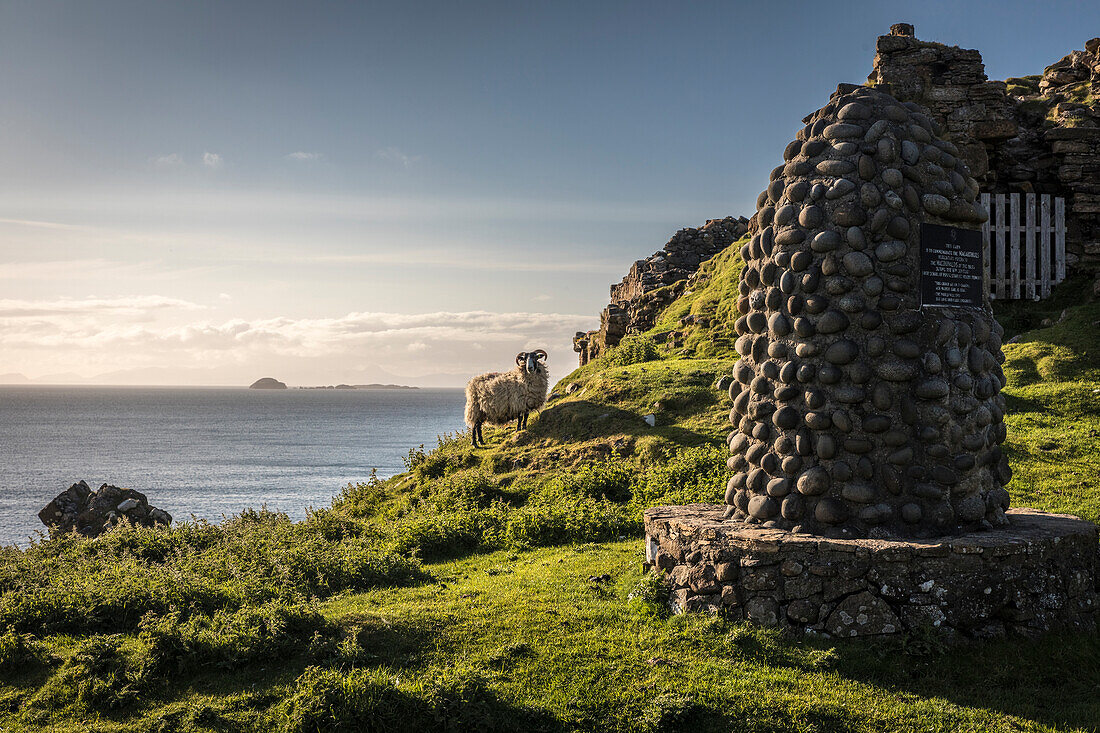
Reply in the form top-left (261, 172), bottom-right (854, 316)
top-left (0, 232), bottom-right (1098, 731)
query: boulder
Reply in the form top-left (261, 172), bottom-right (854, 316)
top-left (38, 480), bottom-right (172, 537)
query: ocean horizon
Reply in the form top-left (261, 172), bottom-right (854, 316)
top-left (0, 385), bottom-right (468, 547)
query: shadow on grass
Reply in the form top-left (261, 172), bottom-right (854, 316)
top-left (826, 628), bottom-right (1100, 730)
top-left (528, 401), bottom-right (716, 447)
top-left (335, 615), bottom-right (437, 669)
top-left (1002, 390), bottom-right (1045, 414)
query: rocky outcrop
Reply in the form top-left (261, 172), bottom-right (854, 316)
top-left (868, 24), bottom-right (1100, 268)
top-left (38, 481), bottom-right (172, 537)
top-left (573, 216), bottom-right (749, 366)
top-left (249, 377), bottom-right (287, 389)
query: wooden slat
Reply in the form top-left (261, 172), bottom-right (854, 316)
top-left (1009, 192), bottom-right (1021, 299)
top-left (1055, 197), bottom-right (1066, 285)
top-left (995, 193), bottom-right (1006, 300)
top-left (981, 193), bottom-right (992, 297)
top-left (1040, 194), bottom-right (1051, 299)
top-left (1025, 193), bottom-right (1036, 300)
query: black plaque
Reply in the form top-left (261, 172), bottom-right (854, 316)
top-left (919, 223), bottom-right (984, 308)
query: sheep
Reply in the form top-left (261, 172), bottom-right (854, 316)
top-left (464, 350), bottom-right (549, 448)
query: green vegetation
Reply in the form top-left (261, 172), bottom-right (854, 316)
top-left (1, 234), bottom-right (1099, 731)
top-left (1005, 74), bottom-right (1041, 97)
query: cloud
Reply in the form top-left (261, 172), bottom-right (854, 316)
top-left (152, 153), bottom-right (184, 167)
top-left (0, 308), bottom-right (592, 383)
top-left (0, 295), bottom-right (204, 318)
top-left (267, 251), bottom-right (621, 274)
top-left (376, 146), bottom-right (421, 167)
top-left (202, 152), bottom-right (223, 168)
top-left (286, 151), bottom-right (323, 161)
top-left (0, 217), bottom-right (84, 231)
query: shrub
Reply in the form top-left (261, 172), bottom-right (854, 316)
top-left (30, 635), bottom-right (144, 712)
top-left (274, 666), bottom-right (554, 733)
top-left (605, 334), bottom-right (659, 366)
top-left (0, 626), bottom-right (40, 673)
top-left (627, 571), bottom-right (671, 619)
top-left (332, 472), bottom-right (388, 518)
top-left (138, 601), bottom-right (331, 675)
top-left (503, 496), bottom-right (638, 549)
top-left (0, 510), bottom-right (424, 635)
top-left (631, 445), bottom-right (726, 507)
top-left (389, 509), bottom-right (491, 560)
top-left (555, 461), bottom-right (635, 502)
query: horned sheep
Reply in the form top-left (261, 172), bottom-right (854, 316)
top-left (464, 350), bottom-right (549, 448)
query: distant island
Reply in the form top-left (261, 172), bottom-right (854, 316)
top-left (298, 383), bottom-right (418, 390)
top-left (248, 377), bottom-right (288, 389)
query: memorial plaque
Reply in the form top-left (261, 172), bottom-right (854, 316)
top-left (919, 223), bottom-right (984, 308)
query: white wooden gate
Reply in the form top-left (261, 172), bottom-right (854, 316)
top-left (980, 193), bottom-right (1066, 300)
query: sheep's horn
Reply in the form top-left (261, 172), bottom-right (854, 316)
top-left (516, 352), bottom-right (527, 365)
top-left (533, 349), bottom-right (548, 360)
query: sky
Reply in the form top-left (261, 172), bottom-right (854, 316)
top-left (1, 0), bottom-right (1098, 386)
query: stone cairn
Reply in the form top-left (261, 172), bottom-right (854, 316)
top-left (725, 84), bottom-right (1010, 539)
top-left (644, 84), bottom-right (1100, 639)
top-left (38, 480), bottom-right (172, 537)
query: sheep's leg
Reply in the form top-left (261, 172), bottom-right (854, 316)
top-left (472, 420), bottom-right (483, 448)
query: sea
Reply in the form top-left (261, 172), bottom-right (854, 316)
top-left (0, 386), bottom-right (468, 547)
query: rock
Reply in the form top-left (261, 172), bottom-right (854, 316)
top-left (39, 481), bottom-right (172, 537)
top-left (842, 251), bottom-right (874, 277)
top-left (921, 194), bottom-right (951, 215)
top-left (825, 591), bottom-right (900, 636)
top-left (643, 414), bottom-right (656, 427)
top-left (915, 378), bottom-right (951, 399)
top-left (745, 596), bottom-right (779, 626)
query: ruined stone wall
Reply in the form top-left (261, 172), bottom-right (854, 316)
top-left (573, 216), bottom-right (748, 366)
top-left (868, 23), bottom-right (1100, 267)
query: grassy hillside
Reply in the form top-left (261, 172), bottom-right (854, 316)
top-left (1, 238), bottom-right (1099, 732)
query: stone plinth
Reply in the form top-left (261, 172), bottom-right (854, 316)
top-left (645, 504), bottom-right (1099, 639)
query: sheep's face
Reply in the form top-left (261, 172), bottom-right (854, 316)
top-left (516, 350), bottom-right (547, 374)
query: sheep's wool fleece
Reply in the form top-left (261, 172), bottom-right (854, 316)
top-left (465, 365), bottom-right (549, 426)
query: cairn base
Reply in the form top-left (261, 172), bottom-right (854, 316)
top-left (644, 504), bottom-right (1099, 639)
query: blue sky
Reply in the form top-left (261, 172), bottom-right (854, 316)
top-left (1, 0), bottom-right (1097, 385)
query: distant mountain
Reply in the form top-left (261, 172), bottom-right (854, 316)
top-left (0, 373), bottom-right (30, 384)
top-left (249, 377), bottom-right (288, 390)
